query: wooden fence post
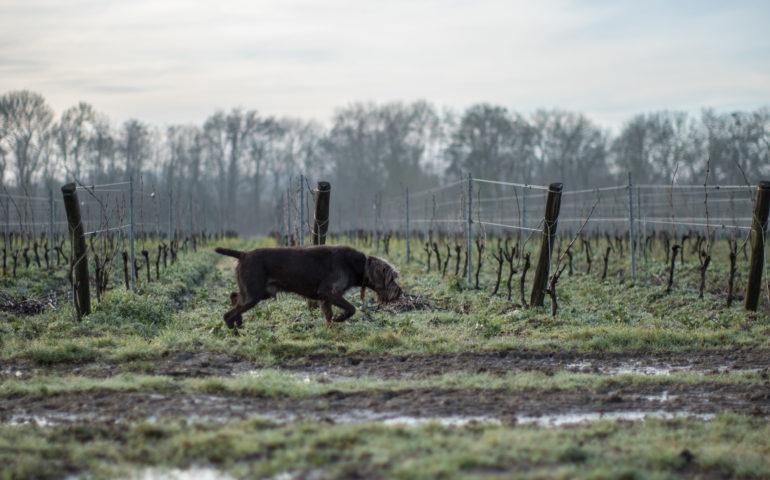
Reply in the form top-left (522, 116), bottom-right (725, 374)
top-left (423, 198), bottom-right (428, 246)
top-left (286, 189), bottom-right (292, 246)
top-left (467, 172), bottom-right (473, 284)
top-left (744, 181), bottom-right (770, 311)
top-left (280, 194), bottom-right (287, 246)
top-left (168, 186), bottom-right (174, 263)
top-left (48, 188), bottom-right (54, 271)
top-left (299, 174), bottom-right (305, 247)
top-left (129, 176), bottom-right (136, 290)
top-left (312, 182), bottom-right (331, 245)
top-left (61, 183), bottom-right (91, 317)
top-left (521, 191), bottom-right (527, 263)
top-left (628, 172), bottom-right (636, 280)
top-left (530, 182), bottom-right (563, 307)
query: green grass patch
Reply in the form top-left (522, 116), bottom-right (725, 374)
top-left (2, 368), bottom-right (765, 399)
top-left (2, 236), bottom-right (769, 365)
top-left (1, 413), bottom-right (768, 480)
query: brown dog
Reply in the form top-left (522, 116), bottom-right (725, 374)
top-left (216, 245), bottom-right (402, 329)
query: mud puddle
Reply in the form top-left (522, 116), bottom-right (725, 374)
top-left (564, 360), bottom-right (740, 376)
top-left (112, 467), bottom-right (235, 480)
top-left (515, 411), bottom-right (716, 427)
top-left (3, 383), bottom-right (767, 429)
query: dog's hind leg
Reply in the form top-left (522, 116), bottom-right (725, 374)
top-left (225, 270), bottom-right (269, 329)
top-left (320, 302), bottom-right (334, 327)
top-left (229, 292), bottom-right (243, 328)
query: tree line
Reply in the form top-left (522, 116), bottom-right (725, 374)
top-left (1, 90), bottom-right (768, 235)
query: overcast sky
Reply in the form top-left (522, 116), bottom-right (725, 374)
top-left (1, 0), bottom-right (768, 131)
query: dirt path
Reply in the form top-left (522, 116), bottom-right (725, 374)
top-left (287, 348), bottom-right (770, 379)
top-left (4, 348), bottom-right (769, 380)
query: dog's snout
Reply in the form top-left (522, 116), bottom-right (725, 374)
top-left (387, 284), bottom-right (403, 303)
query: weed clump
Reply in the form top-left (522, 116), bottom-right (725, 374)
top-left (88, 290), bottom-right (176, 338)
top-left (365, 331), bottom-right (403, 352)
top-left (26, 341), bottom-right (99, 365)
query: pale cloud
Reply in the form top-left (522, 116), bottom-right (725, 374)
top-left (1, 0), bottom-right (768, 129)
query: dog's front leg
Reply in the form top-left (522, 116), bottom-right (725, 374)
top-left (326, 295), bottom-right (356, 323)
top-left (223, 298), bottom-right (258, 329)
top-left (229, 292), bottom-right (243, 328)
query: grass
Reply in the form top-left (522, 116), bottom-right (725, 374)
top-left (2, 366), bottom-right (766, 399)
top-left (1, 413), bottom-right (769, 479)
top-left (2, 235), bottom-right (769, 364)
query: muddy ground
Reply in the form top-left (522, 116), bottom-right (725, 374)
top-left (2, 349), bottom-right (769, 427)
top-left (2, 381), bottom-right (768, 427)
top-left (3, 348), bottom-right (769, 380)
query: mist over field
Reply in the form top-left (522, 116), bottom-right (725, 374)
top-left (1, 90), bottom-right (768, 235)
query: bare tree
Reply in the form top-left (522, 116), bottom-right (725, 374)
top-left (323, 101), bottom-right (438, 206)
top-left (203, 112), bottom-right (228, 233)
top-left (702, 108), bottom-right (770, 184)
top-left (162, 124), bottom-right (209, 234)
top-left (531, 109), bottom-right (609, 189)
top-left (323, 102), bottom-right (391, 203)
top-left (54, 102), bottom-right (98, 182)
top-left (0, 90), bottom-right (54, 194)
top-left (0, 118), bottom-right (7, 191)
top-left (1, 87), bottom-right (767, 240)
top-left (379, 100), bottom-right (439, 193)
top-left (246, 116), bottom-right (283, 232)
top-left (90, 115), bottom-right (115, 184)
top-left (39, 128), bottom-right (58, 190)
top-left (446, 103), bottom-right (515, 182)
top-left (119, 119), bottom-right (152, 180)
top-left (202, 109), bottom-right (264, 232)
top-left (283, 118), bottom-right (325, 182)
top-left (611, 111), bottom-right (701, 185)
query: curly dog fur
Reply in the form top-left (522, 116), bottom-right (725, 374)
top-left (216, 245), bottom-right (402, 329)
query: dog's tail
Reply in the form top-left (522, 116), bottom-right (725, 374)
top-left (215, 247), bottom-right (245, 259)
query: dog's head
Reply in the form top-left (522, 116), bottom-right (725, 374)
top-left (364, 256), bottom-right (402, 304)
